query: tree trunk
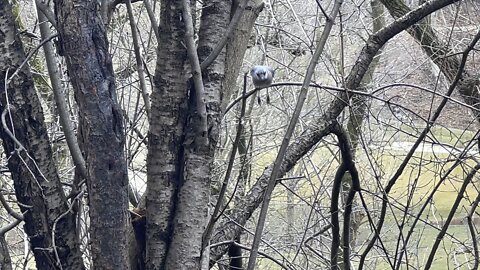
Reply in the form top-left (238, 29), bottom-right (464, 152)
top-left (0, 1), bottom-right (84, 269)
top-left (145, 0), bottom-right (189, 268)
top-left (140, 0), bottom-right (262, 267)
top-left (222, 0), bottom-right (265, 112)
top-left (145, 0), bottom-right (230, 268)
top-left (54, 1), bottom-right (129, 269)
top-left (164, 0), bottom-right (229, 267)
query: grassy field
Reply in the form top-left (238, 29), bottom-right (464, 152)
top-left (248, 126), bottom-right (479, 269)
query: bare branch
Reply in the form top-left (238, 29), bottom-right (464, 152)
top-left (330, 123), bottom-right (363, 270)
top-left (143, 0), bottom-right (160, 42)
top-left (200, 0), bottom-right (250, 70)
top-left (0, 191), bottom-right (23, 221)
top-left (1, 106), bottom-right (25, 152)
top-left (35, 0), bottom-right (57, 28)
top-left (181, 0), bottom-right (208, 145)
top-left (6, 34), bottom-right (57, 85)
top-left (425, 163), bottom-right (480, 269)
top-left (467, 189), bottom-right (480, 270)
top-left (211, 0), bottom-right (463, 262)
top-left (36, 6), bottom-right (87, 179)
top-left (0, 218), bottom-right (22, 236)
top-left (126, 0), bottom-right (151, 119)
top-left (358, 22), bottom-right (480, 270)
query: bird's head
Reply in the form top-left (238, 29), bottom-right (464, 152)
top-left (250, 65), bottom-right (275, 88)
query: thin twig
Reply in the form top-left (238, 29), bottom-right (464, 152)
top-left (0, 191), bottom-right (23, 221)
top-left (424, 164), bottom-right (480, 269)
top-left (233, 241), bottom-right (292, 270)
top-left (390, 135), bottom-right (479, 270)
top-left (1, 102), bottom-right (50, 188)
top-left (1, 106), bottom-right (25, 152)
top-left (359, 21), bottom-right (480, 270)
top-left (211, 210), bottom-right (297, 269)
top-left (143, 0), bottom-right (160, 42)
top-left (126, 0), bottom-right (151, 119)
top-left (0, 218), bottom-right (22, 236)
top-left (51, 190), bottom-right (84, 270)
top-left (467, 191), bottom-right (480, 270)
top-left (6, 34), bottom-right (57, 85)
top-left (181, 0), bottom-right (208, 145)
top-left (224, 82), bottom-right (480, 115)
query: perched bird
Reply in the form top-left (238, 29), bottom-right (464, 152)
top-left (250, 65), bottom-right (275, 88)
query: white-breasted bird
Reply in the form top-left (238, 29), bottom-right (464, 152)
top-left (250, 65), bottom-right (275, 89)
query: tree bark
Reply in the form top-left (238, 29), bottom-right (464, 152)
top-left (222, 0), bottom-right (265, 112)
top-left (145, 0), bottom-right (189, 268)
top-left (0, 1), bottom-right (84, 269)
top-left (54, 1), bottom-right (129, 269)
top-left (155, 0), bottom-right (230, 269)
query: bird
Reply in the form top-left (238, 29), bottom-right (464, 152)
top-left (250, 65), bottom-right (275, 89)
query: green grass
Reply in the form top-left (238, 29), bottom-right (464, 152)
top-left (357, 225), bottom-right (474, 269)
top-left (246, 125), bottom-right (479, 269)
